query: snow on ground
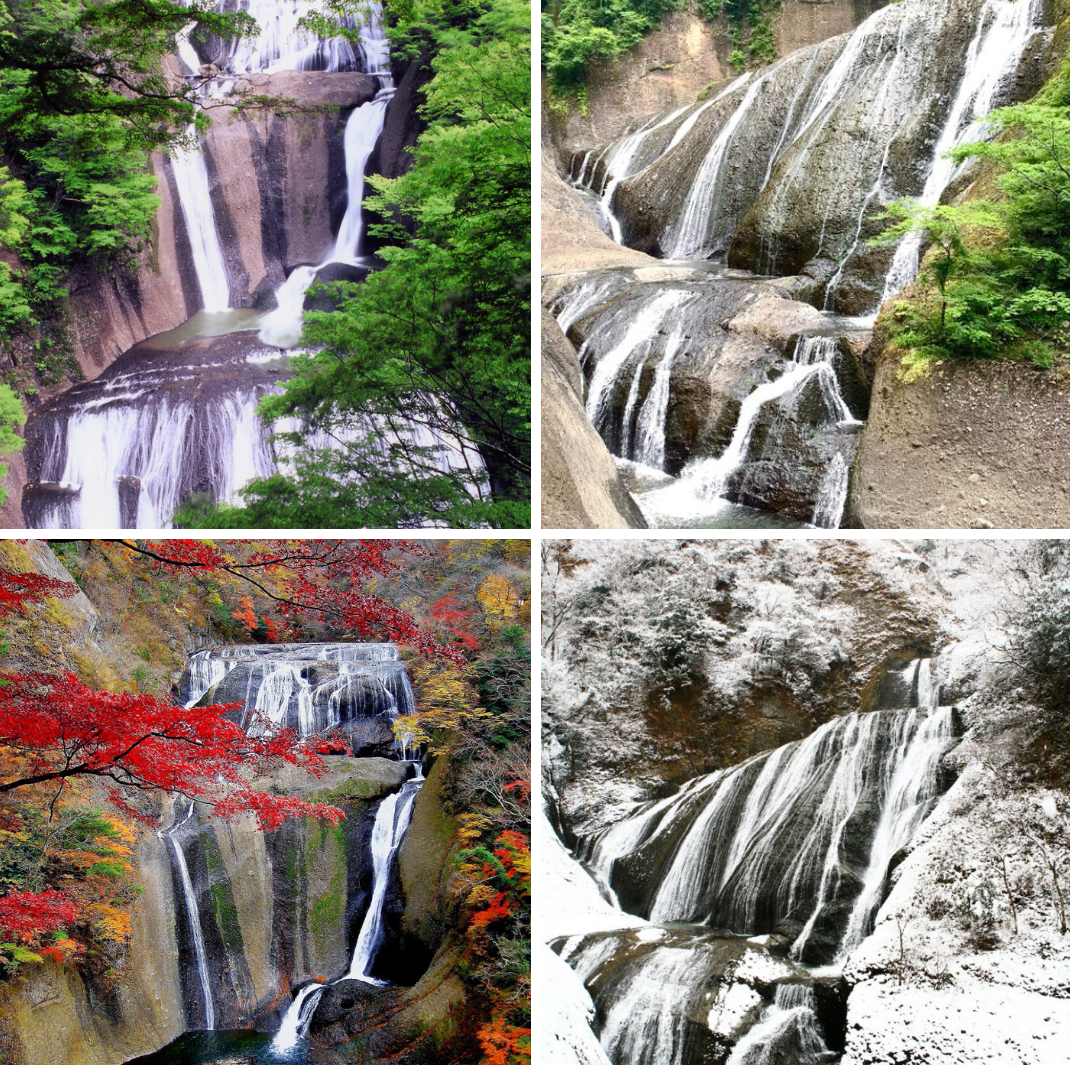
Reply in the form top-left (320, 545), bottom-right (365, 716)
top-left (537, 942), bottom-right (614, 1065)
top-left (840, 753), bottom-right (1070, 1064)
top-left (841, 977), bottom-right (1070, 1065)
top-left (535, 808), bottom-right (647, 943)
top-left (535, 808), bottom-right (646, 1064)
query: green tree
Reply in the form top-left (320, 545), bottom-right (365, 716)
top-left (875, 201), bottom-right (1000, 335)
top-left (0, 382), bottom-right (25, 504)
top-left (877, 90), bottom-right (1070, 368)
top-left (0, 1), bottom-right (256, 150)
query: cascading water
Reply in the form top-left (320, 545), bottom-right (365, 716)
top-left (160, 801), bottom-right (216, 1031)
top-left (632, 331), bottom-right (862, 529)
top-left (257, 85), bottom-right (393, 348)
top-left (180, 642), bottom-right (416, 739)
top-left (725, 985), bottom-right (833, 1065)
top-left (557, 0), bottom-right (1046, 529)
top-left (558, 657), bottom-right (958, 1065)
top-left (271, 769), bottom-right (425, 1052)
top-left (160, 640), bottom-right (428, 1057)
top-left (585, 693), bottom-right (953, 961)
top-left (169, 130), bottom-right (232, 314)
top-left (23, 2), bottom-right (482, 529)
top-left (880, 0), bottom-right (1041, 303)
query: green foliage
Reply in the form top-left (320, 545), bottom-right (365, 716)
top-left (0, 1), bottom-right (253, 358)
top-left (0, 1), bottom-right (255, 149)
top-left (877, 99), bottom-right (1070, 367)
top-left (0, 382), bottom-right (24, 504)
top-left (181, 0), bottom-right (531, 530)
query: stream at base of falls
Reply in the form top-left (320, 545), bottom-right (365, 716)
top-left (126, 1030), bottom-right (306, 1065)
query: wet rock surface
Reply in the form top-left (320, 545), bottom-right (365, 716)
top-left (541, 307), bottom-right (648, 528)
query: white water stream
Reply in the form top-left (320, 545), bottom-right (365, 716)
top-left (160, 801), bottom-right (216, 1031)
top-left (271, 770), bottom-right (424, 1052)
top-left (880, 0), bottom-right (1041, 302)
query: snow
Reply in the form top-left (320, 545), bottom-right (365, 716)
top-left (537, 943), bottom-right (614, 1065)
top-left (534, 808), bottom-right (646, 943)
top-left (733, 949), bottom-right (796, 985)
top-left (842, 978), bottom-right (1070, 1065)
top-left (708, 982), bottom-right (764, 1037)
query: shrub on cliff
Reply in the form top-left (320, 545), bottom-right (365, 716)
top-left (878, 89), bottom-right (1070, 368)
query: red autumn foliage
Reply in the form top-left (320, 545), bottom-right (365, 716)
top-left (0, 569), bottom-right (76, 617)
top-left (0, 672), bottom-right (343, 830)
top-left (231, 596), bottom-right (259, 632)
top-left (477, 1018), bottom-right (531, 1065)
top-left (101, 539), bottom-right (465, 663)
top-left (431, 594), bottom-right (480, 651)
top-left (0, 891), bottom-right (78, 943)
top-left (470, 892), bottom-right (512, 928)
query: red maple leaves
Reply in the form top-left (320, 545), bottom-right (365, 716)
top-left (108, 539), bottom-right (465, 663)
top-left (0, 891), bottom-right (78, 943)
top-left (0, 569), bottom-right (76, 617)
top-left (432, 594), bottom-right (481, 651)
top-left (0, 672), bottom-right (343, 830)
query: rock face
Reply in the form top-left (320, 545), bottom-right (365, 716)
top-left (190, 71), bottom-right (380, 311)
top-left (541, 309), bottom-right (648, 529)
top-left (543, 540), bottom-right (947, 839)
top-left (544, 265), bottom-right (868, 526)
top-left (849, 350), bottom-right (1070, 529)
top-left (545, 3), bottom-right (886, 161)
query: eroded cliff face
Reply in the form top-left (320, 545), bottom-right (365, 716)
top-left (543, 539), bottom-right (957, 839)
top-left (545, 2), bottom-right (886, 162)
top-left (0, 546), bottom-right (471, 1065)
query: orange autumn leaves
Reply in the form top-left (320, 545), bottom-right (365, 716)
top-left (460, 828), bottom-right (531, 1065)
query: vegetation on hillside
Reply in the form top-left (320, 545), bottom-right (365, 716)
top-left (877, 59), bottom-right (1070, 370)
top-left (542, 0), bottom-right (780, 94)
top-left (0, 2), bottom-right (254, 374)
top-left (0, 538), bottom-right (530, 1064)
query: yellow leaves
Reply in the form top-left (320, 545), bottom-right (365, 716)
top-left (457, 812), bottom-right (492, 847)
top-left (86, 904), bottom-right (131, 944)
top-left (393, 714), bottom-right (431, 749)
top-left (477, 574), bottom-right (521, 624)
top-left (101, 818), bottom-right (135, 846)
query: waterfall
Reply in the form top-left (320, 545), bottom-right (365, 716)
top-left (597, 945), bottom-right (710, 1065)
top-left (584, 289), bottom-right (692, 436)
top-left (663, 77), bottom-right (766, 260)
top-left (183, 642), bottom-right (416, 737)
top-left (25, 373), bottom-right (281, 530)
top-left (633, 332), bottom-right (860, 525)
top-left (257, 88), bottom-right (392, 348)
top-left (581, 669), bottom-right (954, 962)
top-left (184, 649), bottom-right (237, 708)
top-left (345, 776), bottom-right (422, 980)
top-left (160, 801), bottom-right (215, 1031)
top-left (880, 0), bottom-right (1041, 303)
top-left (574, 107), bottom-right (691, 243)
top-left (271, 772), bottom-right (425, 1052)
top-left (169, 131), bottom-right (231, 313)
top-left (725, 985), bottom-right (832, 1065)
top-left (181, 1), bottom-right (388, 75)
top-left (811, 453), bottom-right (848, 530)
